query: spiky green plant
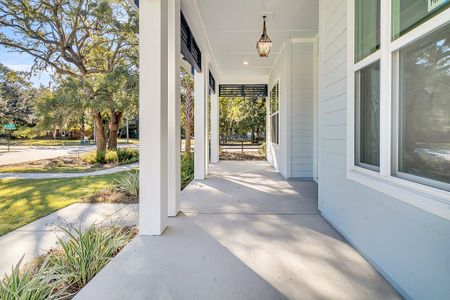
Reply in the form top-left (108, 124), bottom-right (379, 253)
top-left (0, 257), bottom-right (66, 300)
top-left (181, 153), bottom-right (194, 190)
top-left (49, 225), bottom-right (134, 292)
top-left (115, 170), bottom-right (139, 196)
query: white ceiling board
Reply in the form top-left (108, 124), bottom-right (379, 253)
top-left (194, 0), bottom-right (318, 83)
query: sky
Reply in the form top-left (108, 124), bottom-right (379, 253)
top-left (0, 26), bottom-right (53, 88)
top-left (0, 46), bottom-right (53, 88)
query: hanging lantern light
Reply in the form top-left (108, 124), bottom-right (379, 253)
top-left (256, 16), bottom-right (272, 58)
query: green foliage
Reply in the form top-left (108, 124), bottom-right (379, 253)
top-left (49, 225), bottom-right (134, 291)
top-left (104, 150), bottom-right (119, 163)
top-left (181, 153), bottom-right (194, 190)
top-left (11, 126), bottom-right (42, 139)
top-left (115, 170), bottom-right (139, 196)
top-left (219, 97), bottom-right (266, 142)
top-left (0, 225), bottom-right (135, 298)
top-left (116, 147), bottom-right (139, 164)
top-left (35, 80), bottom-right (89, 136)
top-left (259, 142), bottom-right (266, 155)
top-left (81, 150), bottom-right (106, 164)
top-left (0, 257), bottom-right (66, 300)
top-left (0, 63), bottom-right (38, 126)
top-left (180, 65), bottom-right (194, 139)
top-left (81, 148), bottom-right (138, 165)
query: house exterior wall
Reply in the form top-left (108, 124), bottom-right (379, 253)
top-left (291, 42), bottom-right (314, 179)
top-left (267, 43), bottom-right (289, 177)
top-left (267, 41), bottom-right (315, 179)
top-left (318, 0), bottom-right (450, 299)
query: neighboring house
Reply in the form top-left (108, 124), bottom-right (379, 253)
top-left (137, 0), bottom-right (449, 299)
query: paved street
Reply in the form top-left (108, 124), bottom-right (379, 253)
top-left (0, 144), bottom-right (138, 166)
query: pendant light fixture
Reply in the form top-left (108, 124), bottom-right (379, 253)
top-left (256, 16), bottom-right (272, 58)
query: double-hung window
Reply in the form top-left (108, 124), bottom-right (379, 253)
top-left (354, 0), bottom-right (381, 171)
top-left (270, 82), bottom-right (280, 145)
top-left (348, 0), bottom-right (450, 217)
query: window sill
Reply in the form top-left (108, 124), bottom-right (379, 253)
top-left (347, 166), bottom-right (450, 221)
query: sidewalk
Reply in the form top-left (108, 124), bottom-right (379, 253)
top-left (0, 162), bottom-right (139, 179)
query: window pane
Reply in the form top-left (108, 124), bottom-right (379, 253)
top-left (355, 0), bottom-right (380, 62)
top-left (392, 0), bottom-right (450, 40)
top-left (271, 113), bottom-right (279, 144)
top-left (355, 61), bottom-right (380, 169)
top-left (397, 24), bottom-right (450, 190)
top-left (270, 83), bottom-right (279, 113)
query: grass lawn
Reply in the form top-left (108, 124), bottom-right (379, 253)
top-left (0, 165), bottom-right (107, 173)
top-left (0, 172), bottom-right (125, 236)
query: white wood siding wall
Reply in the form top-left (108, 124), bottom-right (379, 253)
top-left (267, 44), bottom-right (289, 177)
top-left (318, 0), bottom-right (450, 299)
top-left (291, 43), bottom-right (314, 178)
top-left (268, 41), bottom-right (315, 179)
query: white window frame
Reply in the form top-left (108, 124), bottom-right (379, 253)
top-left (269, 80), bottom-right (280, 145)
top-left (347, 0), bottom-right (450, 220)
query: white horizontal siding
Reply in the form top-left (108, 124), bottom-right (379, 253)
top-left (318, 0), bottom-right (450, 299)
top-left (291, 42), bottom-right (314, 178)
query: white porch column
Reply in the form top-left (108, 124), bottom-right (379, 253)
top-left (194, 59), bottom-right (209, 180)
top-left (204, 75), bottom-right (210, 176)
top-left (139, 0), bottom-right (168, 235)
top-left (210, 83), bottom-right (219, 164)
top-left (167, 0), bottom-right (181, 217)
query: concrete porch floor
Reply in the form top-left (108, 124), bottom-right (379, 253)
top-left (75, 161), bottom-right (401, 300)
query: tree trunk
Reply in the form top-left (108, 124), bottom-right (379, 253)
top-left (93, 112), bottom-right (107, 151)
top-left (185, 120), bottom-right (192, 154)
top-left (108, 111), bottom-right (123, 150)
top-left (184, 87), bottom-right (194, 154)
top-left (81, 113), bottom-right (86, 137)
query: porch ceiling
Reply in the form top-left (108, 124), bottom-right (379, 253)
top-left (194, 0), bottom-right (318, 83)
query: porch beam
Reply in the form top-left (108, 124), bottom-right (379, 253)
top-left (167, 0), bottom-right (181, 217)
top-left (210, 82), bottom-right (219, 164)
top-left (139, 0), bottom-right (168, 235)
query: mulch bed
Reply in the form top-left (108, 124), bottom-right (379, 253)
top-left (84, 187), bottom-right (138, 204)
top-left (0, 155), bottom-right (113, 171)
top-left (219, 151), bottom-right (266, 161)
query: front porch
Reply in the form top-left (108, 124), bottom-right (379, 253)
top-left (75, 161), bottom-right (399, 299)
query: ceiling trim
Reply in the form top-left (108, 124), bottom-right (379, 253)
top-left (190, 0), bottom-right (221, 82)
top-left (291, 37), bottom-right (317, 43)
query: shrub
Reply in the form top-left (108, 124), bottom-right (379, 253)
top-left (1, 226), bottom-right (135, 299)
top-left (12, 126), bottom-right (42, 139)
top-left (49, 225), bottom-right (135, 291)
top-left (81, 148), bottom-right (138, 165)
top-left (105, 150), bottom-right (119, 164)
top-left (81, 150), bottom-right (106, 164)
top-left (0, 257), bottom-right (66, 300)
top-left (259, 142), bottom-right (266, 155)
top-left (117, 148), bottom-right (139, 165)
top-left (181, 153), bottom-right (194, 190)
top-left (115, 170), bottom-right (139, 196)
